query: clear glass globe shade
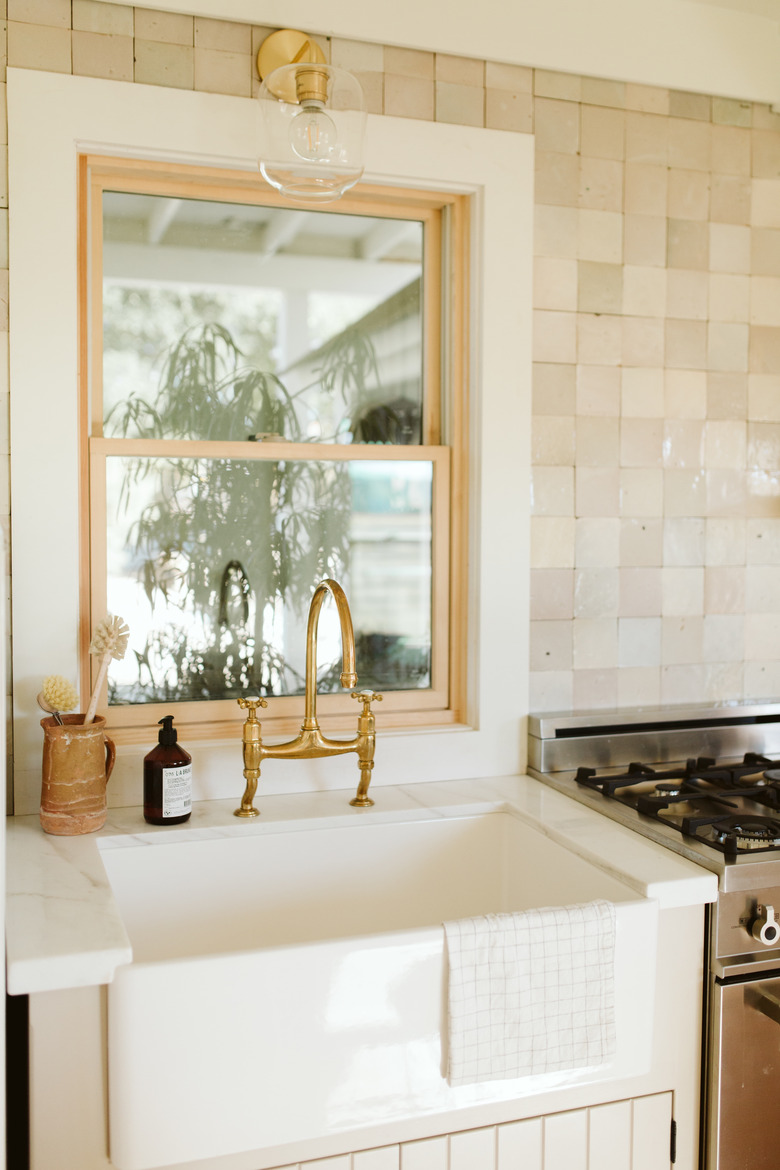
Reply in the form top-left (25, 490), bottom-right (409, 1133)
top-left (289, 104), bottom-right (338, 162)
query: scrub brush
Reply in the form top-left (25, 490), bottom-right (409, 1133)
top-left (83, 614), bottom-right (130, 724)
top-left (37, 675), bottom-right (79, 725)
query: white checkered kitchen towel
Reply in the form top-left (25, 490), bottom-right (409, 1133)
top-left (443, 900), bottom-right (617, 1086)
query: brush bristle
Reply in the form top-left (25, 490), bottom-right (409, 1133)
top-left (41, 675), bottom-right (78, 713)
top-left (89, 614), bottom-right (130, 661)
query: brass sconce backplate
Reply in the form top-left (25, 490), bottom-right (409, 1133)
top-left (257, 29), bottom-right (328, 105)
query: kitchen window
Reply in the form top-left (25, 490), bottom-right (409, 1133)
top-left (81, 157), bottom-right (469, 742)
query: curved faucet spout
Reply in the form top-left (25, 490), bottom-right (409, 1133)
top-left (303, 578), bottom-right (357, 729)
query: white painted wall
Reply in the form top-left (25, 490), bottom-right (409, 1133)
top-left (115, 0), bottom-right (780, 104)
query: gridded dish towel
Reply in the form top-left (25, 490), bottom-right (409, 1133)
top-left (443, 900), bottom-right (617, 1086)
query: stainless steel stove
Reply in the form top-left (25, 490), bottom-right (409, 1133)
top-left (528, 701), bottom-right (780, 1170)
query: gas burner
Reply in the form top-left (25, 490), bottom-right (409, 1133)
top-left (712, 820), bottom-right (780, 851)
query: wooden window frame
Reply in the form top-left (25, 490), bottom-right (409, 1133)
top-left (80, 156), bottom-right (469, 745)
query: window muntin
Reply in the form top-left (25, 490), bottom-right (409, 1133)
top-left (84, 159), bottom-right (464, 741)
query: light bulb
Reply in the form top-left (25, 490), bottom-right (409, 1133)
top-left (289, 102), bottom-right (338, 162)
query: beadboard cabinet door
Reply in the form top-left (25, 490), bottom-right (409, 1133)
top-left (274, 1092), bottom-right (674, 1170)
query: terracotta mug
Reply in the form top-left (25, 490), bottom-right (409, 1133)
top-left (40, 715), bottom-right (116, 836)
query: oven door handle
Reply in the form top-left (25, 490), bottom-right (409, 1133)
top-left (752, 986), bottom-right (780, 1027)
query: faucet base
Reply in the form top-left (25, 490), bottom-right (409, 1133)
top-left (349, 794), bottom-right (374, 808)
top-left (233, 806), bottom-right (260, 818)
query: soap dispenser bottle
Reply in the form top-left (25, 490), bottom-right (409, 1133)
top-left (143, 715), bottom-right (192, 825)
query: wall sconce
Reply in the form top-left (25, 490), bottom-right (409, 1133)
top-left (256, 29), bottom-right (367, 203)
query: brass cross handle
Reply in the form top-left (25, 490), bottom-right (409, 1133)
top-left (351, 690), bottom-right (383, 714)
top-left (237, 697), bottom-right (268, 721)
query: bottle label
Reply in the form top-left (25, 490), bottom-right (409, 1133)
top-left (162, 763), bottom-right (192, 818)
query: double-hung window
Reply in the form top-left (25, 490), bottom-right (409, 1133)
top-left (82, 158), bottom-right (468, 742)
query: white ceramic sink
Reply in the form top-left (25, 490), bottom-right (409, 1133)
top-left (101, 809), bottom-right (658, 1170)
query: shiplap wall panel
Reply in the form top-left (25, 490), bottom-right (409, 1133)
top-left (449, 1126), bottom-right (496, 1169)
top-left (400, 1136), bottom-right (448, 1170)
top-left (353, 1147), bottom-right (400, 1170)
top-left (497, 1117), bottom-right (543, 1168)
top-left (544, 1108), bottom-right (588, 1170)
top-left (632, 1093), bottom-right (673, 1170)
top-left (589, 1100), bottom-right (632, 1170)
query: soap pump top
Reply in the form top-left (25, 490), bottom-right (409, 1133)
top-left (157, 715), bottom-right (177, 745)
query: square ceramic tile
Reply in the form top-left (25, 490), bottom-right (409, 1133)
top-left (705, 517), bottom-right (746, 565)
top-left (624, 161), bottom-right (667, 216)
top-left (572, 668), bottom-right (619, 710)
top-left (669, 90), bottom-right (710, 121)
top-left (620, 518), bottom-right (664, 566)
top-left (745, 614), bottom-right (780, 660)
top-left (617, 665), bottom-right (661, 706)
top-left (707, 371), bottom-right (748, 418)
top-left (533, 362), bottom-right (577, 415)
top-left (330, 38), bottom-right (384, 72)
top-left (73, 1), bottom-right (133, 35)
top-left (709, 273), bottom-right (750, 323)
top-left (9, 0), bottom-right (69, 26)
top-left (702, 614), bottom-right (744, 662)
top-left (435, 80), bottom-right (484, 127)
top-left (661, 616), bottom-right (704, 664)
top-left (581, 77), bottom-right (625, 108)
top-left (663, 468), bottom-right (706, 516)
top-left (664, 369), bottom-right (707, 418)
top-left (665, 320), bottom-right (707, 369)
top-left (576, 416), bottom-right (619, 466)
top-left (72, 29), bottom-right (133, 80)
top-left (384, 46), bottom-right (434, 78)
top-left (625, 111), bottom-right (668, 164)
top-left (751, 227), bottom-right (780, 276)
top-left (710, 174), bottom-right (751, 225)
top-left (7, 21), bottom-right (70, 71)
top-left (747, 421), bottom-right (780, 469)
top-left (704, 419), bottom-right (747, 468)
top-left (531, 465), bottom-right (575, 515)
top-left (712, 97), bottom-right (752, 128)
top-left (575, 517), bottom-right (620, 566)
top-left (622, 265), bottom-right (666, 317)
top-left (623, 214), bottom-right (666, 267)
top-left (576, 466), bottom-right (620, 516)
top-left (435, 52), bottom-right (484, 86)
top-left (574, 568), bottom-right (619, 618)
top-left (485, 88), bottom-right (533, 133)
top-left (578, 157), bottom-right (623, 212)
top-left (530, 567), bottom-right (574, 619)
top-left (751, 178), bottom-right (780, 229)
top-left (662, 566), bottom-right (704, 615)
top-left (625, 83), bottom-right (669, 115)
top-left (620, 567), bottom-right (662, 616)
top-left (668, 117), bottom-right (711, 171)
top-left (531, 516), bottom-right (576, 568)
top-left (532, 415), bottom-right (575, 465)
top-left (622, 316), bottom-right (665, 367)
top-left (747, 517), bottom-right (780, 563)
top-left (749, 326), bottom-right (780, 374)
top-left (575, 364), bottom-right (621, 415)
top-left (135, 7), bottom-right (193, 44)
top-left (751, 129), bottom-right (780, 179)
top-left (749, 275), bottom-right (780, 325)
top-left (664, 517), bottom-right (705, 566)
top-left (534, 97), bottom-right (579, 153)
top-left (707, 322), bottom-right (749, 372)
top-left (622, 367), bottom-right (665, 417)
top-left (661, 663), bottom-right (706, 704)
top-left (711, 124), bottom-right (751, 175)
top-left (529, 670), bottom-right (574, 712)
top-left (577, 260), bottom-right (622, 313)
top-left (666, 269), bottom-right (708, 320)
top-left (573, 619), bottom-right (619, 668)
top-left (533, 69), bottom-right (581, 101)
top-left (620, 468), bottom-right (664, 517)
top-left (710, 223), bottom-right (751, 274)
top-left (194, 16), bottom-right (251, 53)
top-left (746, 565), bottom-right (780, 611)
top-left (533, 310), bottom-right (577, 363)
top-left (485, 60), bottom-right (532, 92)
top-left (578, 209), bottom-right (623, 262)
top-left (384, 74), bottom-right (434, 120)
top-left (530, 619), bottom-right (573, 671)
top-left (534, 204), bottom-right (579, 259)
top-left (667, 168), bottom-right (710, 220)
top-left (620, 418), bottom-right (664, 467)
top-left (707, 468), bottom-right (748, 516)
top-left (535, 151), bottom-right (579, 206)
top-left (748, 373), bottom-right (780, 421)
top-left (580, 105), bottom-right (625, 160)
top-left (534, 256), bottom-right (578, 312)
top-left (577, 313), bottom-right (622, 365)
top-left (704, 565), bottom-right (746, 612)
top-left (667, 218), bottom-right (709, 269)
top-left (618, 616), bottom-right (662, 667)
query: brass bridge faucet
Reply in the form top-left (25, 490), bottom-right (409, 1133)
top-left (234, 578), bottom-right (382, 817)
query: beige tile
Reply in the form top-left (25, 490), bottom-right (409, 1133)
top-left (663, 419), bottom-right (705, 468)
top-left (330, 39), bottom-right (383, 72)
top-left (532, 415), bottom-right (575, 465)
top-left (702, 618), bottom-right (743, 667)
top-left (751, 227), bottom-right (780, 276)
top-left (485, 60), bottom-right (532, 92)
top-left (7, 20), bottom-right (69, 71)
top-left (352, 71), bottom-right (382, 115)
top-left (577, 313), bottom-right (622, 365)
top-left (618, 617), bottom-right (662, 667)
top-left (666, 319), bottom-right (707, 369)
top-left (622, 367), bottom-right (665, 417)
top-left (134, 39), bottom-right (193, 89)
top-left (623, 214), bottom-right (666, 267)
top-left (747, 517), bottom-right (780, 563)
top-left (625, 111), bottom-right (668, 165)
top-left (573, 649), bottom-right (619, 693)
top-left (533, 309), bottom-right (577, 363)
top-left (705, 419), bottom-right (747, 468)
top-left (709, 273), bottom-right (750, 323)
top-left (574, 569), bottom-right (619, 619)
top-left (710, 174), bottom-right (751, 225)
top-left (576, 416), bottom-right (619, 466)
top-left (752, 128), bottom-right (780, 178)
top-left (668, 118), bottom-right (711, 171)
top-left (0, 85), bottom-right (7, 146)
top-left (532, 467), bottom-right (575, 517)
top-left (618, 665), bottom-right (662, 706)
top-left (667, 168), bottom-right (710, 221)
top-left (534, 257), bottom-right (578, 311)
top-left (706, 517), bottom-right (747, 565)
top-left (745, 468), bottom-right (780, 516)
top-left (575, 517), bottom-right (620, 567)
top-left (712, 96), bottom-right (752, 128)
top-left (8, 0), bottom-right (68, 26)
top-left (707, 468), bottom-right (748, 517)
top-left (708, 322), bottom-right (749, 372)
top-left (435, 81), bottom-right (483, 127)
top-left (535, 97), bottom-right (579, 154)
top-left (530, 670), bottom-right (574, 712)
top-left (135, 7), bottom-right (193, 45)
top-left (624, 161), bottom-right (667, 216)
top-left (669, 89), bottom-right (710, 121)
top-left (530, 620), bottom-right (573, 671)
top-left (72, 29), bottom-right (132, 80)
top-left (750, 275), bottom-right (780, 325)
top-left (751, 178), bottom-right (780, 228)
top-left (665, 369), bottom-right (707, 418)
top-left (711, 124), bottom-right (751, 175)
top-left (576, 466), bottom-right (620, 516)
top-left (748, 373), bottom-right (780, 420)
top-left (751, 104), bottom-right (780, 131)
top-left (667, 219), bottom-right (709, 270)
top-left (666, 269), bottom-right (708, 320)
top-left (749, 325), bottom-right (780, 373)
top-left (707, 371), bottom-right (747, 418)
top-left (530, 568), bottom-right (574, 618)
top-left (624, 82), bottom-right (669, 115)
top-left (620, 468), bottom-right (664, 517)
top-left (662, 663), bottom-right (707, 703)
top-left (706, 566), bottom-right (746, 612)
top-left (748, 421), bottom-right (780, 470)
top-left (576, 364), bottom-right (621, 416)
top-left (384, 45), bottom-right (433, 79)
top-left (710, 223), bottom-right (751, 274)
top-left (580, 105), bottom-right (624, 160)
top-left (746, 565), bottom-right (780, 611)
top-left (73, 1), bottom-right (133, 35)
top-left (664, 469), bottom-right (706, 517)
top-left (620, 517), bottom-right (663, 565)
top-left (577, 260), bottom-right (622, 314)
top-left (621, 568), bottom-right (662, 617)
top-left (535, 204), bottom-right (578, 259)
top-left (620, 417), bottom-right (663, 467)
top-left (250, 25), bottom-right (278, 60)
top-left (194, 46), bottom-right (251, 96)
top-left (435, 53), bottom-right (483, 86)
top-left (535, 151), bottom-right (579, 207)
top-left (485, 88), bottom-right (532, 133)
top-left (533, 69), bottom-right (581, 101)
top-left (194, 17), bottom-right (250, 54)
top-left (622, 265), bottom-right (666, 317)
top-left (531, 516), bottom-right (576, 568)
top-left (578, 156), bottom-right (623, 212)
top-left (581, 76), bottom-right (625, 108)
top-left (533, 362), bottom-right (576, 415)
top-left (578, 208), bottom-right (623, 262)
top-left (664, 518), bottom-right (705, 565)
top-left (622, 316), bottom-right (664, 367)
top-left (384, 74), bottom-right (433, 120)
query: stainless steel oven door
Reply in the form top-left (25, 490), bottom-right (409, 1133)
top-left (707, 972), bottom-right (780, 1170)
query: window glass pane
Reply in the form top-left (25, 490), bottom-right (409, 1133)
top-left (104, 455), bottom-right (433, 703)
top-left (102, 192), bottom-right (424, 444)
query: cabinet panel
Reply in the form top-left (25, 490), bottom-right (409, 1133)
top-left (544, 1109), bottom-right (588, 1170)
top-left (400, 1136), bottom-right (448, 1170)
top-left (497, 1117), bottom-right (543, 1168)
top-left (589, 1100), bottom-right (632, 1170)
top-left (632, 1093), bottom-right (673, 1170)
top-left (449, 1126), bottom-right (496, 1170)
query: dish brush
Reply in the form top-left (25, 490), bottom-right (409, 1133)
top-left (37, 675), bottom-right (79, 725)
top-left (84, 614), bottom-right (130, 724)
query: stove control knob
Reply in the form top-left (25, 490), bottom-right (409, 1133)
top-left (751, 904), bottom-right (780, 946)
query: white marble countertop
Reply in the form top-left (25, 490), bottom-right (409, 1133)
top-left (6, 773), bottom-right (718, 996)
